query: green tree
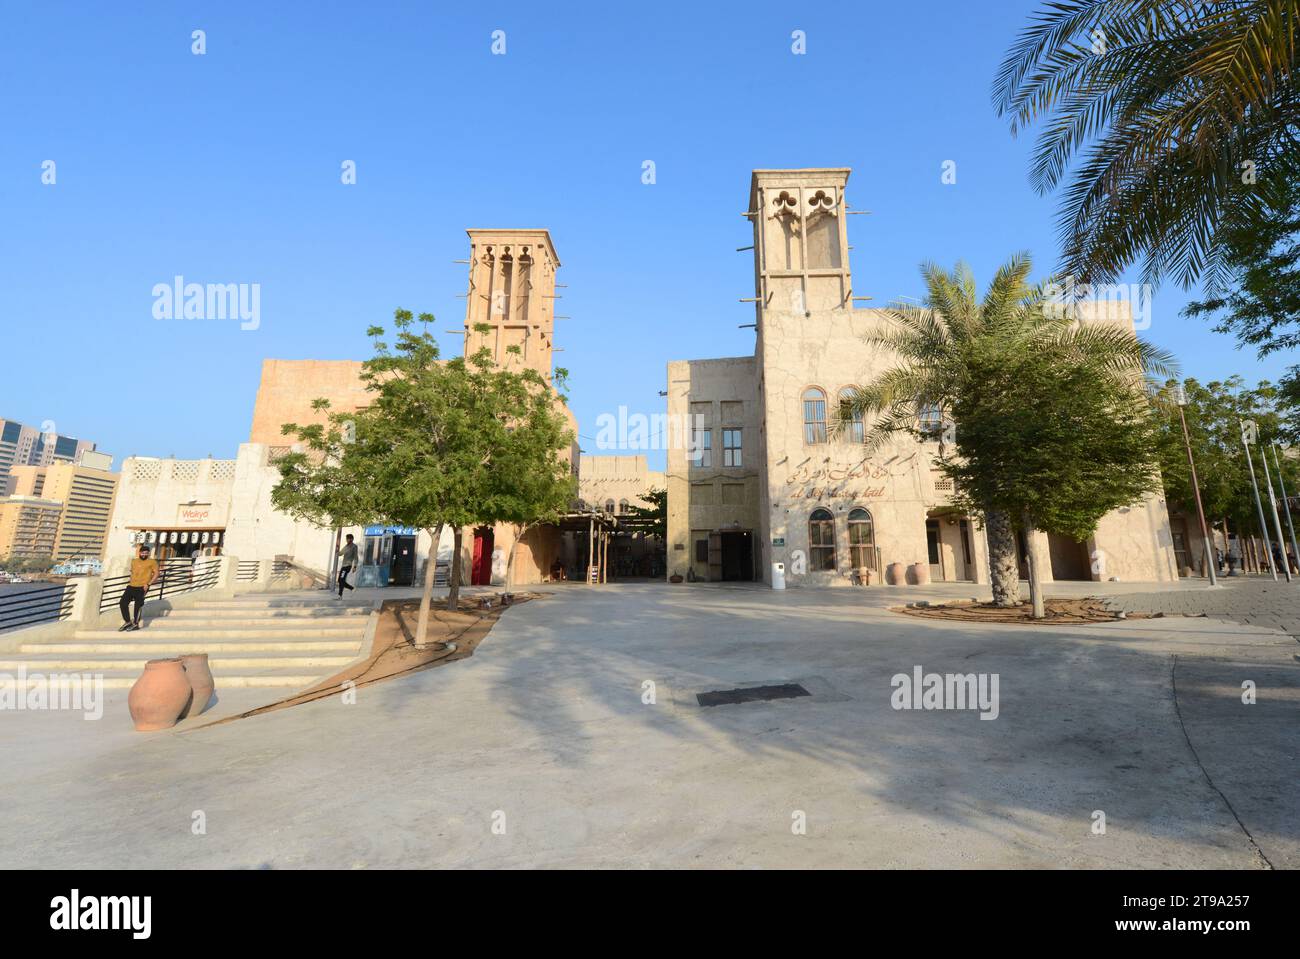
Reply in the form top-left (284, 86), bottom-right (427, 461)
top-left (993, 0), bottom-right (1300, 287)
top-left (623, 487), bottom-right (667, 540)
top-left (479, 360), bottom-right (577, 589)
top-left (842, 255), bottom-right (1177, 614)
top-left (943, 331), bottom-right (1167, 613)
top-left (274, 311), bottom-right (573, 642)
top-left (1153, 376), bottom-right (1300, 561)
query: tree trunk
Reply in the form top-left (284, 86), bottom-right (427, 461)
top-left (413, 523), bottom-right (444, 647)
top-left (1023, 513), bottom-right (1045, 619)
top-left (986, 509), bottom-right (1020, 606)
top-left (505, 523), bottom-right (532, 590)
top-left (447, 528), bottom-right (464, 612)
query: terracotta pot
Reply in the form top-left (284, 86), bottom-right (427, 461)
top-left (178, 653), bottom-right (214, 720)
top-left (885, 562), bottom-right (905, 586)
top-left (128, 658), bottom-right (193, 731)
top-left (669, 574), bottom-right (684, 583)
top-left (909, 562), bottom-right (931, 585)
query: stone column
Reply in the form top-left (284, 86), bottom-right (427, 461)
top-left (66, 575), bottom-right (105, 627)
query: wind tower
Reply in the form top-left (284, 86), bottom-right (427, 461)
top-left (462, 229), bottom-right (562, 380)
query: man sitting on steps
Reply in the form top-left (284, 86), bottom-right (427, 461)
top-left (119, 544), bottom-right (159, 631)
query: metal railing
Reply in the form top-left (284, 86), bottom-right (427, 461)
top-left (99, 559), bottom-right (222, 613)
top-left (236, 560), bottom-right (260, 582)
top-left (0, 582), bottom-right (76, 632)
top-left (271, 559), bottom-right (292, 581)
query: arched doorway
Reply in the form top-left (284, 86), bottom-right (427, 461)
top-left (471, 526), bottom-right (494, 585)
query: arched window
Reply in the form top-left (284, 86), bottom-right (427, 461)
top-left (618, 499), bottom-right (629, 514)
top-left (604, 499), bottom-right (615, 514)
top-left (839, 387), bottom-right (865, 444)
top-left (809, 508), bottom-right (836, 571)
top-left (848, 508), bottom-right (875, 570)
top-left (803, 388), bottom-right (828, 444)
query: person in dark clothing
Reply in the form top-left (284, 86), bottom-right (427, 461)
top-left (119, 545), bottom-right (159, 631)
top-left (337, 533), bottom-right (359, 597)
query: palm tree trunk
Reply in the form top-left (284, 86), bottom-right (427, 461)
top-left (986, 509), bottom-right (1020, 606)
top-left (447, 528), bottom-right (464, 612)
top-left (413, 523), bottom-right (444, 647)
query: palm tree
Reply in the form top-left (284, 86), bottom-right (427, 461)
top-left (840, 254), bottom-right (1177, 608)
top-left (992, 0), bottom-right (1300, 289)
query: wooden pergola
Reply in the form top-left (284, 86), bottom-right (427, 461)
top-left (552, 511), bottom-right (621, 584)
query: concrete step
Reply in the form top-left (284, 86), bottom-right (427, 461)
top-left (142, 617), bottom-right (365, 630)
top-left (73, 626), bottom-right (366, 640)
top-left (1, 670), bottom-right (326, 689)
top-left (20, 640), bottom-right (364, 654)
top-left (165, 607), bottom-right (370, 619)
top-left (2, 589), bottom-right (371, 693)
top-left (0, 652), bottom-right (357, 671)
top-left (200, 589), bottom-right (371, 605)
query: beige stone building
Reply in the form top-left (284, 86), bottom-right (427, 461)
top-left (579, 455), bottom-right (665, 577)
top-left (666, 168), bottom-right (1178, 587)
top-left (579, 455), bottom-right (663, 515)
top-left (106, 229), bottom-right (586, 588)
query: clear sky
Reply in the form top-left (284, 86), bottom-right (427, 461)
top-left (2, 0), bottom-right (1289, 473)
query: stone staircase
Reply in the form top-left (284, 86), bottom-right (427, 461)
top-left (1, 593), bottom-right (372, 689)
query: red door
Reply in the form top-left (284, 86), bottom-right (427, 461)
top-left (471, 528), bottom-right (494, 585)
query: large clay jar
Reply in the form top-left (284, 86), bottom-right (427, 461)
top-left (178, 653), bottom-right (215, 719)
top-left (909, 562), bottom-right (931, 585)
top-left (885, 562), bottom-right (905, 586)
top-left (128, 658), bottom-right (192, 731)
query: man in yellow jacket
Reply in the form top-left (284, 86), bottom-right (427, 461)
top-left (119, 544), bottom-right (159, 631)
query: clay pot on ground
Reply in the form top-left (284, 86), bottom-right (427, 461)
top-left (178, 653), bottom-right (214, 720)
top-left (128, 658), bottom-right (193, 731)
top-left (908, 563), bottom-right (931, 585)
top-left (669, 573), bottom-right (684, 583)
top-left (885, 562), bottom-right (905, 586)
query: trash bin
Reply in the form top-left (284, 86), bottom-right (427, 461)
top-left (771, 561), bottom-right (786, 590)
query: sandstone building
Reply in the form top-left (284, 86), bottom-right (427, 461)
top-left (106, 229), bottom-right (590, 587)
top-left (666, 168), bottom-right (1178, 586)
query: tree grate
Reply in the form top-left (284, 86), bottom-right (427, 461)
top-left (696, 683), bottom-right (811, 708)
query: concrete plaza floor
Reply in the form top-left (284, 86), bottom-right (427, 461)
top-left (1, 579), bottom-right (1296, 868)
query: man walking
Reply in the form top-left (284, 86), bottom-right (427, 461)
top-left (337, 533), bottom-right (359, 598)
top-left (119, 544), bottom-right (159, 631)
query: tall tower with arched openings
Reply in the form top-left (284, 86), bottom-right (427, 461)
top-left (462, 229), bottom-right (561, 380)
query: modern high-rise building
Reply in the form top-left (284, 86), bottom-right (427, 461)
top-left (0, 418), bottom-right (98, 484)
top-left (0, 496), bottom-right (64, 565)
top-left (2, 457), bottom-right (119, 563)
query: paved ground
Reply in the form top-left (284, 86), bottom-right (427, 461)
top-left (1, 579), bottom-right (1296, 868)
top-left (1105, 577), bottom-right (1300, 638)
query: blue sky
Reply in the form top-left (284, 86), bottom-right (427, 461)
top-left (2, 0), bottom-right (1289, 473)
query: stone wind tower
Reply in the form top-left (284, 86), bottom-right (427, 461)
top-left (461, 229), bottom-right (562, 380)
top-left (747, 168), bottom-right (855, 322)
